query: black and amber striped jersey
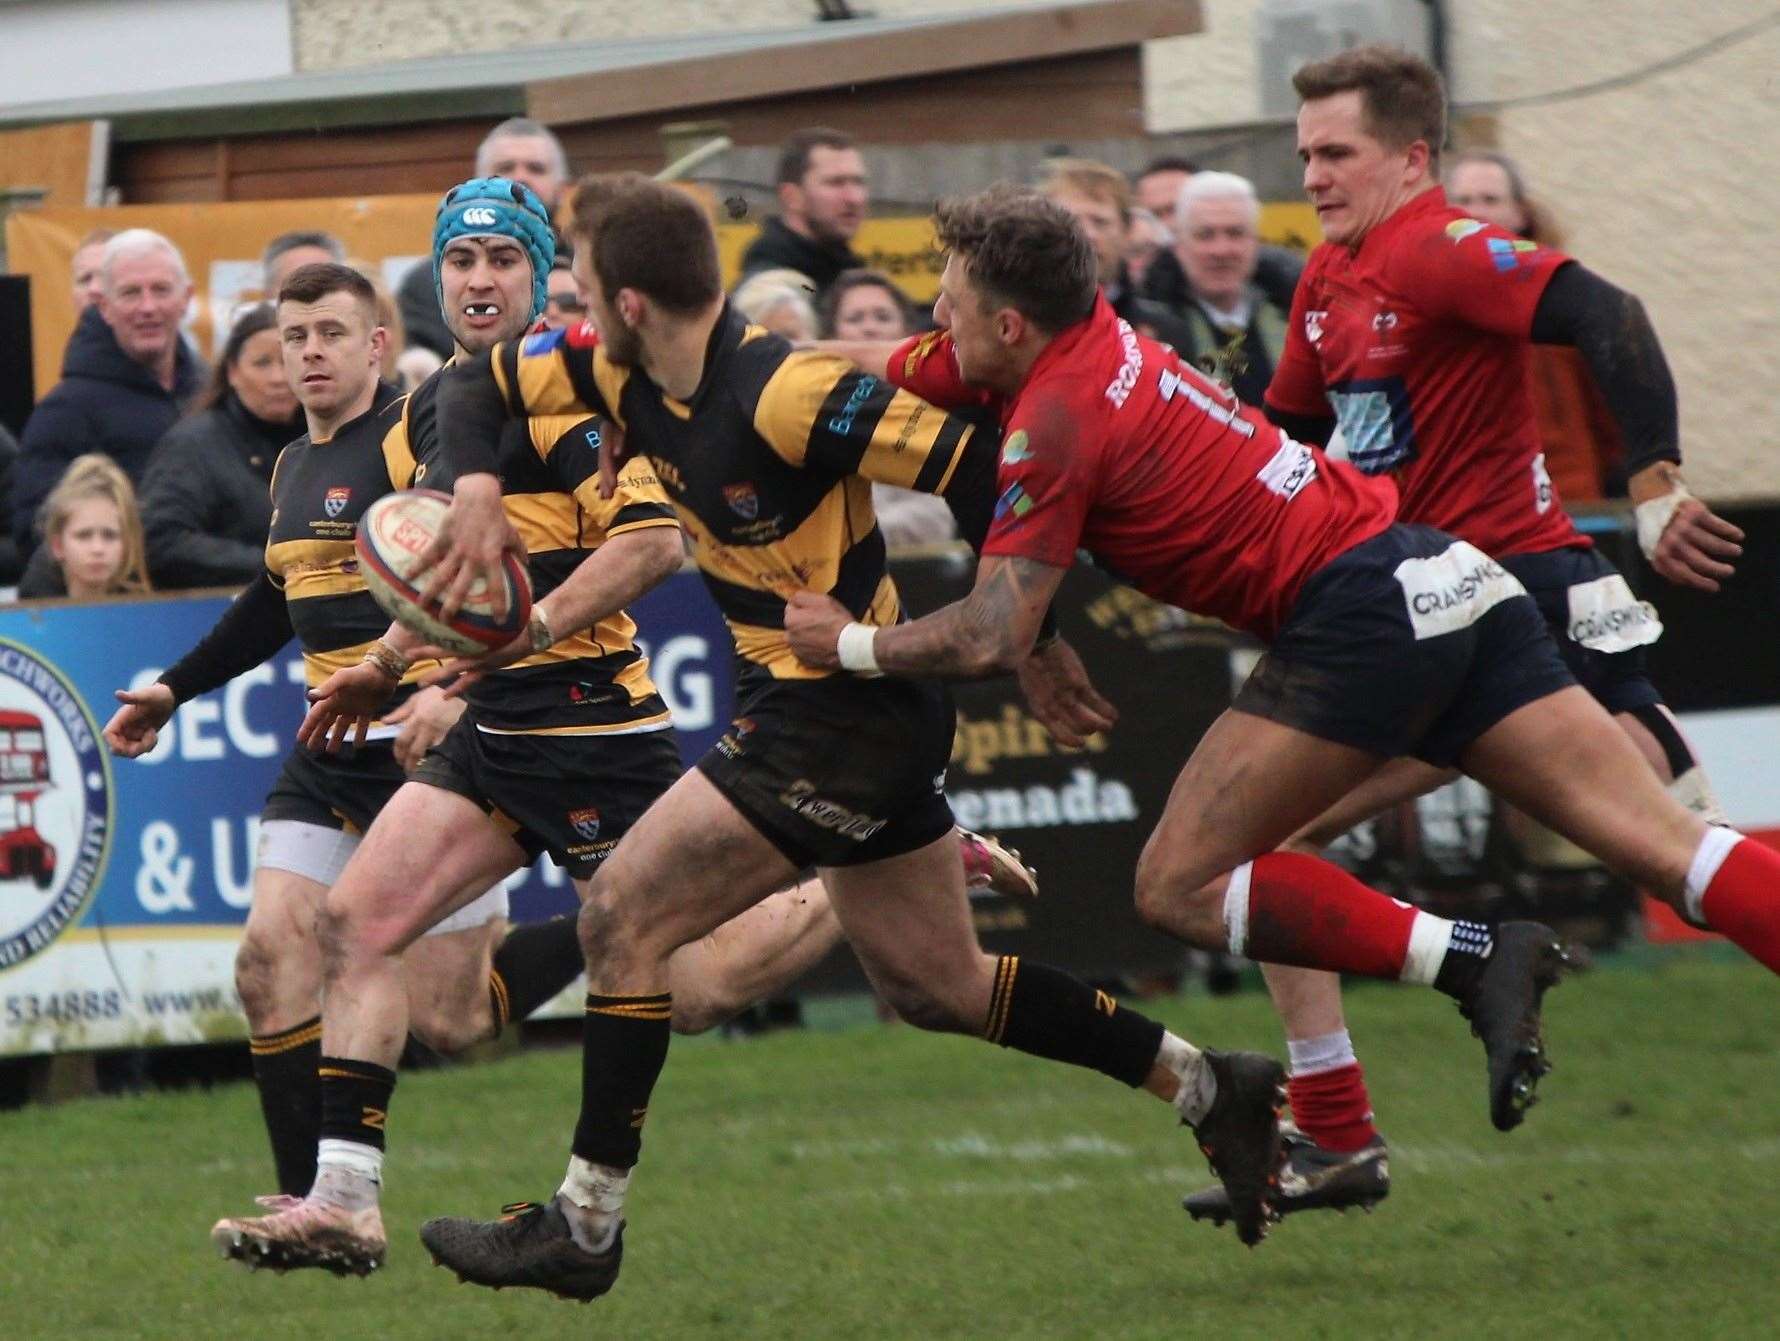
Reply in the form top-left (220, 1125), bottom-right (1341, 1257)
top-left (396, 370), bottom-right (678, 735)
top-left (472, 307), bottom-right (981, 679)
top-left (263, 382), bottom-right (438, 715)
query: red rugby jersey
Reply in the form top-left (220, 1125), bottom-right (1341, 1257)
top-left (889, 295), bottom-right (1398, 642)
top-left (1266, 187), bottom-right (1586, 558)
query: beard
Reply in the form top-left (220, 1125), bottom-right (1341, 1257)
top-left (599, 316), bottom-right (643, 367)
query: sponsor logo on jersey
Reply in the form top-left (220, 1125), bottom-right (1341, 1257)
top-left (324, 487), bottom-right (350, 519)
top-left (1445, 218), bottom-right (1487, 242)
top-left (1001, 430), bottom-right (1034, 465)
top-left (722, 482), bottom-right (759, 521)
top-left (1372, 309), bottom-right (1399, 331)
top-left (1304, 310), bottom-right (1328, 343)
top-left (1255, 439), bottom-right (1318, 501)
top-left (0, 639), bottom-right (112, 972)
top-left (567, 806), bottom-right (601, 842)
top-left (1486, 237), bottom-right (1540, 272)
top-left (994, 482), bottom-right (1034, 521)
top-left (826, 376), bottom-right (880, 437)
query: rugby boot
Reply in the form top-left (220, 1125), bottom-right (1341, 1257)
top-left (420, 1198), bottom-right (623, 1302)
top-left (1182, 1050), bottom-right (1287, 1247)
top-left (1459, 921), bottom-right (1570, 1132)
top-left (959, 829), bottom-right (1039, 900)
top-left (1184, 1126), bottom-right (1389, 1229)
top-left (211, 1193), bottom-right (386, 1276)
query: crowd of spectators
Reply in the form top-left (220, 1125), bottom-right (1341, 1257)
top-left (2, 118), bottom-right (1624, 606)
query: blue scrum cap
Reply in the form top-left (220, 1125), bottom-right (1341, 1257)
top-left (432, 176), bottom-right (556, 322)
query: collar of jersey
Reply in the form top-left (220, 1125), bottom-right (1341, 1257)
top-left (1353, 184), bottom-right (1451, 264)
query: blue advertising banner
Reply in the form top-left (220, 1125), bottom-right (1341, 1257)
top-left (0, 574), bottom-right (735, 1056)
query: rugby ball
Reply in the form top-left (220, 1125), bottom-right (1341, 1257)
top-left (356, 489), bottom-right (531, 656)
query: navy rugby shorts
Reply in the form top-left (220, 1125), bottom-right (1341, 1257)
top-left (1234, 523), bottom-right (1576, 767)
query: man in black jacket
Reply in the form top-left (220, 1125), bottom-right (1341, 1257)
top-left (737, 127), bottom-right (868, 303)
top-left (13, 229), bottom-right (204, 552)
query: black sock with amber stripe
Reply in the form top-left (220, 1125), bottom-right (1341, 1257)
top-left (985, 957), bottom-right (1164, 1087)
top-left (489, 914), bottom-right (585, 1031)
top-left (318, 1056), bottom-right (397, 1153)
top-left (249, 1016), bottom-right (322, 1196)
top-left (570, 993), bottom-right (673, 1169)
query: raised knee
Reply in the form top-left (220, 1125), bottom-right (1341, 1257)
top-left (409, 1007), bottom-right (492, 1057)
top-left (1132, 854), bottom-right (1226, 950)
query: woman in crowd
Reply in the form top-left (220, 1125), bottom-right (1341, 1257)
top-left (19, 454), bottom-right (151, 601)
top-left (732, 267), bottom-right (820, 341)
top-left (139, 304), bottom-right (301, 589)
top-left (820, 269), bottom-right (957, 548)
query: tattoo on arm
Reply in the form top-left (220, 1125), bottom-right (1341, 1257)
top-left (874, 556), bottom-right (1064, 678)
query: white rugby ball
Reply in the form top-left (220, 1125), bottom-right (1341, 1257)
top-left (356, 489), bottom-right (531, 656)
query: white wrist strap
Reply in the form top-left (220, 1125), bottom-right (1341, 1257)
top-left (836, 622), bottom-right (882, 675)
top-left (1634, 485), bottom-right (1692, 562)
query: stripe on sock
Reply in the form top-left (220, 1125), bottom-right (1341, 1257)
top-left (1223, 861), bottom-right (1253, 956)
top-left (1400, 911), bottom-right (1454, 986)
top-left (1684, 827), bottom-right (1742, 924)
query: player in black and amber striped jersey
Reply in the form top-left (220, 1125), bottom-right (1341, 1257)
top-left (415, 176), bottom-right (1282, 1300)
top-left (475, 306), bottom-right (983, 682)
top-left (104, 263), bottom-right (521, 1210)
top-left (203, 188), bottom-right (889, 1277)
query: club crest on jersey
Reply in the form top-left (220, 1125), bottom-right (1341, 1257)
top-left (568, 807), bottom-right (601, 842)
top-left (324, 487), bottom-right (351, 519)
top-left (723, 482), bottom-right (759, 521)
top-left (1002, 430), bottom-right (1034, 465)
top-left (1304, 310), bottom-right (1328, 343)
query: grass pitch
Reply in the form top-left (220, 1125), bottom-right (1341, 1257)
top-left (3, 948), bottom-right (1776, 1339)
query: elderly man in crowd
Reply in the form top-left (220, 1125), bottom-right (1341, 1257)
top-left (13, 228), bottom-right (204, 556)
top-left (1139, 160), bottom-right (1304, 319)
top-left (398, 117), bottom-right (571, 357)
top-left (738, 127), bottom-right (869, 304)
top-left (1161, 171), bottom-right (1291, 406)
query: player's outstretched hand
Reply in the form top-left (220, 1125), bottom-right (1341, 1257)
top-left (297, 662), bottom-right (395, 754)
top-left (1647, 495), bottom-right (1743, 592)
top-left (784, 590), bottom-right (851, 670)
top-left (594, 418), bottom-right (632, 500)
top-left (103, 684), bottom-right (176, 758)
top-left (1017, 638), bottom-right (1118, 748)
top-left (414, 474), bottom-right (524, 622)
top-left (385, 685), bottom-right (465, 773)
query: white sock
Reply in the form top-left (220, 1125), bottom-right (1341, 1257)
top-left (558, 1156), bottom-right (628, 1252)
top-left (1155, 1031), bottom-right (1218, 1126)
top-left (1401, 911), bottom-right (1456, 986)
top-left (312, 1139), bottom-right (382, 1211)
top-left (1683, 826), bottom-right (1743, 925)
top-left (1286, 1028), bottom-right (1356, 1078)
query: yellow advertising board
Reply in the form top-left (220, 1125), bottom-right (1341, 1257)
top-left (9, 198), bottom-right (1323, 403)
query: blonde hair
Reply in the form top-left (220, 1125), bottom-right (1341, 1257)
top-left (40, 455), bottom-right (151, 596)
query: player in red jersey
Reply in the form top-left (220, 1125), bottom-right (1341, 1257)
top-left (1173, 46), bottom-right (1753, 1228)
top-left (785, 186), bottom-right (1780, 1177)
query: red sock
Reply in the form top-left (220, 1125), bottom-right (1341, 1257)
top-left (1288, 1063), bottom-right (1378, 1153)
top-left (1233, 852), bottom-right (1423, 980)
top-left (1698, 833), bottom-right (1780, 973)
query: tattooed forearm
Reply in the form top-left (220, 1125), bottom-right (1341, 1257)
top-left (872, 556), bottom-right (1065, 679)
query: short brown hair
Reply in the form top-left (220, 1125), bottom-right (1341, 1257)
top-left (277, 262), bottom-right (378, 321)
top-left (776, 127), bottom-right (855, 186)
top-left (933, 186), bottom-right (1096, 334)
top-left (1293, 43), bottom-right (1446, 166)
top-left (1036, 157), bottom-right (1131, 224)
top-left (566, 174), bottom-right (723, 315)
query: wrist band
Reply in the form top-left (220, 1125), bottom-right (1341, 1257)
top-left (528, 606), bottom-right (555, 654)
top-left (1634, 484), bottom-right (1692, 562)
top-left (836, 621), bottom-right (882, 675)
top-left (362, 640), bottom-right (409, 681)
